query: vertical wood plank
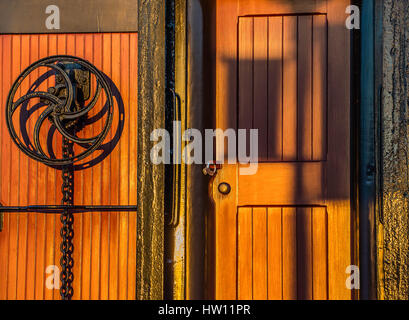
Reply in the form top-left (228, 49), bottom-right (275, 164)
top-left (253, 18), bottom-right (268, 161)
top-left (99, 32), bottom-right (112, 300)
top-left (282, 207), bottom-right (297, 299)
top-left (80, 33), bottom-right (94, 300)
top-left (0, 35), bottom-right (11, 300)
top-left (90, 33), bottom-right (103, 300)
top-left (72, 33), bottom-right (83, 300)
top-left (16, 34), bottom-right (30, 300)
top-left (268, 17), bottom-right (283, 161)
top-left (127, 32), bottom-right (138, 301)
top-left (267, 208), bottom-right (282, 300)
top-left (312, 15), bottom-right (327, 161)
top-left (312, 207), bottom-right (328, 299)
top-left (214, 165), bottom-right (238, 299)
top-left (34, 34), bottom-right (48, 300)
top-left (297, 16), bottom-right (313, 161)
top-left (238, 207), bottom-right (253, 300)
top-left (53, 34), bottom-right (66, 300)
top-left (44, 34), bottom-right (57, 301)
top-left (327, 0), bottom-right (352, 300)
top-left (108, 33), bottom-right (121, 300)
top-left (252, 207), bottom-right (267, 300)
top-left (214, 0), bottom-right (239, 297)
top-left (26, 34), bottom-right (39, 300)
top-left (216, 0), bottom-right (238, 133)
top-left (282, 16), bottom-right (298, 161)
top-left (118, 33), bottom-right (130, 300)
top-left (8, 35), bottom-right (21, 300)
top-left (238, 17), bottom-right (253, 152)
top-left (0, 35), bottom-right (4, 299)
top-left (296, 207), bottom-right (313, 300)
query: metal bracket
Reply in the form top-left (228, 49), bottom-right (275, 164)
top-left (41, 62), bottom-right (91, 104)
top-left (40, 62), bottom-right (91, 132)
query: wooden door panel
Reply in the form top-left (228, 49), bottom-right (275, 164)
top-left (236, 207), bottom-right (328, 300)
top-left (238, 15), bottom-right (327, 162)
top-left (0, 33), bottom-right (137, 300)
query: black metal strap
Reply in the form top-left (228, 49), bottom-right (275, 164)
top-left (0, 205), bottom-right (137, 213)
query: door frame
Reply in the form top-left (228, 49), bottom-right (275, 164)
top-left (176, 0), bottom-right (381, 300)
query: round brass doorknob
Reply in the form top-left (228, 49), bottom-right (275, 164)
top-left (218, 182), bottom-right (231, 195)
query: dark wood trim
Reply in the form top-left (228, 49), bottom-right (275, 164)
top-left (186, 0), bottom-right (216, 300)
top-left (359, 0), bottom-right (380, 300)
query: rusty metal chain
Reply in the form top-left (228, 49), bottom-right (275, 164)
top-left (60, 137), bottom-right (74, 300)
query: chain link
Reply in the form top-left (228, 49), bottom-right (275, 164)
top-left (60, 137), bottom-right (74, 300)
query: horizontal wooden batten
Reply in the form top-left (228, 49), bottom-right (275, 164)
top-left (238, 163), bottom-right (326, 206)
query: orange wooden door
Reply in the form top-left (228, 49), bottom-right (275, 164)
top-left (210, 0), bottom-right (352, 300)
top-left (0, 33), bottom-right (137, 300)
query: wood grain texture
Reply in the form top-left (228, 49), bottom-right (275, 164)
top-left (267, 208), bottom-right (282, 299)
top-left (327, 0), bottom-right (351, 300)
top-left (0, 33), bottom-right (138, 300)
top-left (268, 17), bottom-right (283, 161)
top-left (238, 15), bottom-right (327, 162)
top-left (282, 16), bottom-right (298, 161)
top-left (213, 0), bottom-right (239, 300)
top-left (237, 207), bottom-right (253, 299)
top-left (238, 163), bottom-right (326, 206)
top-left (236, 206), bottom-right (328, 300)
top-left (211, 0), bottom-right (351, 301)
top-left (238, 0), bottom-right (327, 15)
top-left (213, 164), bottom-right (238, 299)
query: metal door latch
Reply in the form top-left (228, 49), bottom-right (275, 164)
top-left (202, 161), bottom-right (222, 177)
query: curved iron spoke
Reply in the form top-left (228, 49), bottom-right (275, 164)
top-left (44, 63), bottom-right (74, 111)
top-left (12, 91), bottom-right (61, 115)
top-left (33, 105), bottom-right (54, 158)
top-left (53, 114), bottom-right (99, 144)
